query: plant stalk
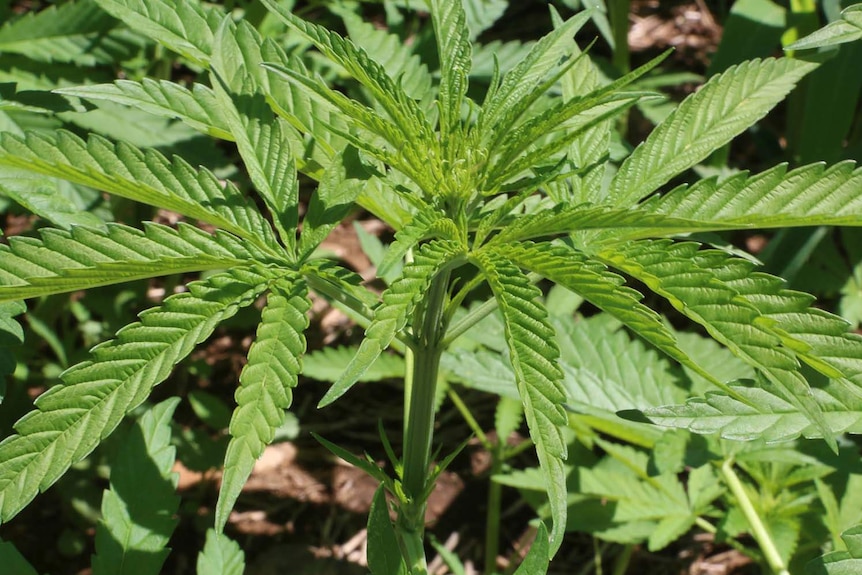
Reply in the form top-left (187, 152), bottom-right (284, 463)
top-left (399, 270), bottom-right (451, 572)
top-left (721, 459), bottom-right (789, 575)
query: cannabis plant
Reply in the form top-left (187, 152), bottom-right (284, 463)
top-left (1, 0), bottom-right (862, 572)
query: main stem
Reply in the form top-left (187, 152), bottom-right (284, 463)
top-left (400, 271), bottom-right (451, 572)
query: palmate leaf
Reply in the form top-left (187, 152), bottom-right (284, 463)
top-left (639, 379), bottom-right (862, 442)
top-left (0, 222), bottom-right (273, 302)
top-left (608, 57), bottom-right (818, 207)
top-left (646, 161), bottom-right (862, 228)
top-left (212, 17), bottom-right (298, 253)
top-left (92, 398), bottom-right (180, 575)
top-left (93, 0), bottom-right (220, 67)
top-left (216, 277), bottom-right (310, 531)
top-left (260, 0), bottom-right (431, 147)
top-left (0, 131), bottom-right (278, 249)
top-left (55, 79), bottom-right (233, 141)
top-left (428, 0), bottom-right (471, 144)
top-left (0, 0), bottom-right (128, 65)
top-left (0, 266), bottom-right (272, 524)
top-left (319, 240), bottom-right (467, 407)
top-left (597, 239), bottom-right (834, 445)
top-left (471, 247), bottom-right (568, 555)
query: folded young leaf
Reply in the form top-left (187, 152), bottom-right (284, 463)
top-left (609, 58), bottom-right (818, 207)
top-left (0, 222), bottom-right (272, 302)
top-left (319, 240), bottom-right (466, 407)
top-left (0, 266), bottom-right (271, 525)
top-left (428, 0), bottom-right (471, 145)
top-left (216, 278), bottom-right (310, 531)
top-left (472, 247), bottom-right (568, 555)
top-left (378, 206), bottom-right (460, 278)
top-left (0, 131), bottom-right (278, 249)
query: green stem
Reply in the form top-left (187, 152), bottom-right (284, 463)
top-left (447, 387), bottom-right (491, 449)
top-left (611, 545), bottom-right (633, 575)
top-left (399, 271), bottom-right (452, 573)
top-left (721, 459), bottom-right (789, 575)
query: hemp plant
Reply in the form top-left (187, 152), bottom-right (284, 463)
top-left (1, 0), bottom-right (862, 572)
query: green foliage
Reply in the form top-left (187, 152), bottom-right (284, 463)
top-left (92, 398), bottom-right (180, 575)
top-left (1, 0), bottom-right (862, 573)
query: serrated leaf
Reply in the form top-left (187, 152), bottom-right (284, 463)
top-left (216, 278), bottom-right (310, 531)
top-left (429, 0), bottom-right (471, 144)
top-left (0, 0), bottom-right (130, 65)
top-left (495, 396), bottom-right (524, 441)
top-left (56, 80), bottom-right (233, 141)
top-left (298, 146), bottom-right (370, 261)
top-left (478, 9), bottom-right (592, 146)
top-left (640, 379), bottom-right (862, 442)
top-left (788, 5), bottom-right (862, 50)
top-left (379, 206), bottom-right (460, 278)
top-left (609, 58), bottom-right (818, 207)
top-left (92, 397), bottom-right (180, 575)
top-left (319, 240), bottom-right (465, 406)
top-left (367, 485), bottom-right (407, 575)
top-left (647, 162), bottom-right (862, 229)
top-left (260, 0), bottom-right (431, 148)
top-left (0, 222), bottom-right (272, 302)
top-left (598, 239), bottom-right (834, 445)
top-left (0, 130), bottom-right (278, 249)
top-left (0, 170), bottom-right (107, 230)
top-left (0, 267), bottom-right (270, 524)
top-left (197, 530), bottom-right (245, 575)
top-left (499, 241), bottom-right (721, 390)
top-left (211, 17), bottom-right (299, 253)
top-left (512, 522), bottom-right (550, 575)
top-left (93, 0), bottom-right (221, 67)
top-left (472, 247), bottom-right (567, 555)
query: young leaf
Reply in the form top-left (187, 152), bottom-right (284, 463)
top-left (378, 206), bottom-right (460, 278)
top-left (55, 80), bottom-right (233, 141)
top-left (0, 267), bottom-right (271, 524)
top-left (787, 5), bottom-right (862, 50)
top-left (298, 146), bottom-right (370, 261)
top-left (471, 247), bottom-right (567, 555)
top-left (211, 17), bottom-right (299, 254)
top-left (0, 222), bottom-right (274, 302)
top-left (608, 58), bottom-right (818, 207)
top-left (260, 0), bottom-right (431, 146)
top-left (216, 278), bottom-right (310, 531)
top-left (197, 530), bottom-right (245, 575)
top-left (319, 240), bottom-right (466, 407)
top-left (92, 398), bottom-right (181, 575)
top-left (646, 161), bottom-right (862, 229)
top-left (512, 523), bottom-right (550, 575)
top-left (0, 131), bottom-right (278, 249)
top-left (367, 485), bottom-right (408, 575)
top-left (93, 0), bottom-right (221, 67)
top-left (428, 0), bottom-right (471, 144)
